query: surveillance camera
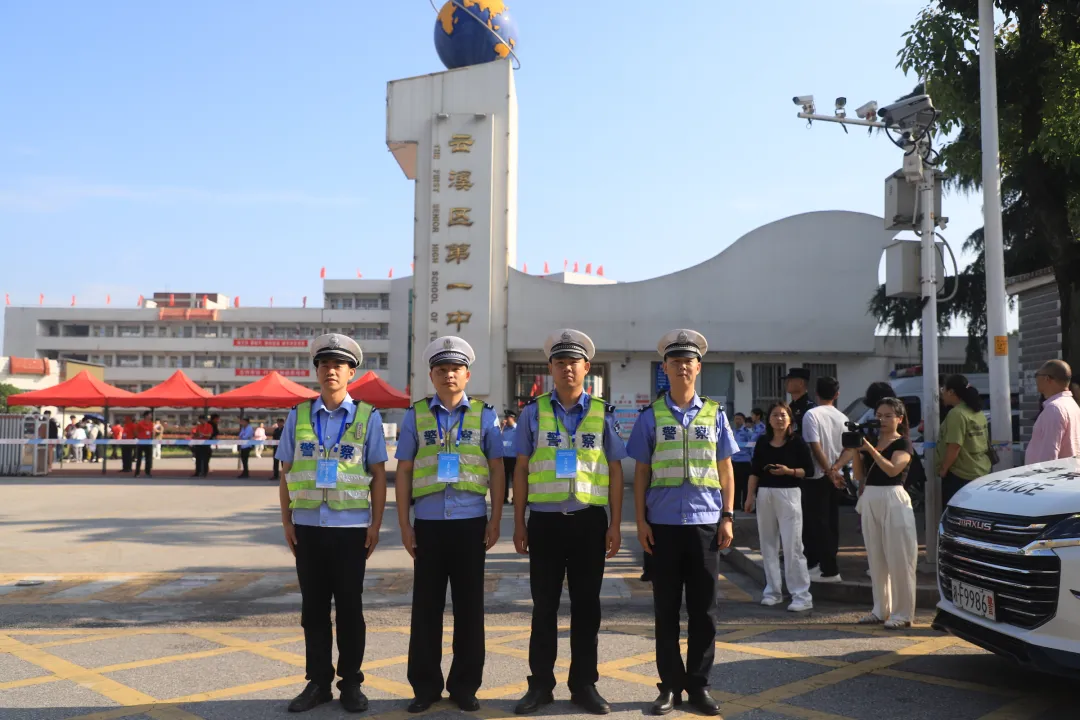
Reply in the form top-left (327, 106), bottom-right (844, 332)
top-left (835, 97), bottom-right (847, 109)
top-left (792, 95), bottom-right (814, 107)
top-left (855, 101), bottom-right (878, 120)
top-left (877, 94), bottom-right (936, 130)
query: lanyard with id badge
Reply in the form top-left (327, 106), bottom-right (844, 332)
top-left (552, 413), bottom-right (579, 482)
top-left (436, 412), bottom-right (464, 484)
top-left (313, 410), bottom-right (349, 489)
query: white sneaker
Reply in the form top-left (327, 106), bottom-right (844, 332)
top-left (787, 601), bottom-right (814, 613)
top-left (760, 596), bottom-right (783, 607)
top-left (815, 574), bottom-right (843, 584)
top-left (808, 566), bottom-right (822, 580)
top-left (865, 568), bottom-right (872, 578)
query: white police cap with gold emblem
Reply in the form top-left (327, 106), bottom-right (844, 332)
top-left (544, 329), bottom-right (595, 361)
top-left (311, 333), bottom-right (362, 368)
top-left (658, 329), bottom-right (708, 359)
top-left (424, 336), bottom-right (475, 368)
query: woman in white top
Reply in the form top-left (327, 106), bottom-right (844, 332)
top-left (853, 397), bottom-right (918, 629)
top-left (70, 423), bottom-right (87, 462)
top-left (253, 423), bottom-right (267, 458)
top-left (86, 421), bottom-right (100, 462)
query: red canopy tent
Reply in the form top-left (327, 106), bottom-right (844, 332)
top-left (111, 370), bottom-right (215, 408)
top-left (212, 371), bottom-right (318, 409)
top-left (348, 371), bottom-right (411, 409)
top-left (8, 370), bottom-right (135, 407)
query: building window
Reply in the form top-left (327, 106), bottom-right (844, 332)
top-left (142, 355), bottom-right (154, 368)
top-left (379, 355), bottom-right (388, 370)
top-left (103, 355), bottom-right (115, 367)
top-left (341, 297), bottom-right (354, 309)
top-left (260, 326), bottom-right (273, 338)
top-left (194, 355), bottom-right (216, 369)
top-left (62, 324), bottom-right (91, 337)
top-left (156, 356), bottom-right (167, 368)
top-left (259, 356), bottom-right (270, 369)
top-left (118, 325), bottom-right (141, 338)
top-left (802, 363), bottom-right (838, 391)
top-left (273, 327), bottom-right (288, 339)
top-left (195, 326), bottom-right (218, 338)
top-left (89, 355), bottom-right (101, 364)
top-left (242, 356), bottom-right (258, 369)
top-left (220, 326), bottom-right (233, 338)
top-left (273, 355), bottom-right (297, 369)
top-left (700, 363), bottom-right (735, 413)
top-left (219, 356), bottom-right (233, 369)
top-left (752, 363), bottom-right (786, 411)
top-left (381, 294), bottom-right (389, 310)
top-left (355, 296), bottom-right (381, 310)
top-left (171, 326), bottom-right (193, 338)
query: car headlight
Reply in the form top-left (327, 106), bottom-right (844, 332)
top-left (1029, 514), bottom-right (1080, 551)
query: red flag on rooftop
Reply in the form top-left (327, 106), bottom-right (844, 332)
top-left (357, 270), bottom-right (363, 278)
top-left (4, 293), bottom-right (9, 306)
top-left (563, 259), bottom-right (568, 270)
top-left (410, 262), bottom-right (415, 271)
top-left (169, 293), bottom-right (175, 307)
top-left (523, 262), bottom-right (528, 273)
top-left (543, 262), bottom-right (549, 274)
top-left (388, 268), bottom-right (393, 278)
top-left (270, 296), bottom-right (274, 307)
top-left (106, 294), bottom-right (111, 305)
top-left (38, 293), bottom-right (44, 305)
top-left (597, 265), bottom-right (604, 276)
top-left (573, 261), bottom-right (579, 272)
top-left (234, 296), bottom-right (240, 308)
top-left (302, 296), bottom-right (307, 308)
top-left (71, 295), bottom-right (76, 307)
top-left (585, 263), bottom-right (592, 274)
top-left (200, 294), bottom-right (207, 308)
top-left (320, 267), bottom-right (326, 279)
top-left (138, 294), bottom-right (144, 306)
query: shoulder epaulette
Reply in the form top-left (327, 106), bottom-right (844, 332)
top-left (604, 403), bottom-right (615, 413)
top-left (523, 397), bottom-right (538, 407)
top-left (483, 402), bottom-right (494, 410)
top-left (639, 405), bottom-right (651, 414)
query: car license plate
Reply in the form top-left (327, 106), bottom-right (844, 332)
top-left (951, 579), bottom-right (997, 621)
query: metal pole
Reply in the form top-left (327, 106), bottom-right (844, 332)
top-left (979, 0), bottom-right (1013, 470)
top-left (921, 166), bottom-right (942, 567)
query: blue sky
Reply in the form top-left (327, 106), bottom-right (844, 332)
top-left (0, 0), bottom-right (996, 343)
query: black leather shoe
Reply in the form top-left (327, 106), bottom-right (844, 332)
top-left (651, 690), bottom-right (681, 715)
top-left (686, 690), bottom-right (721, 717)
top-left (452, 695), bottom-right (480, 711)
top-left (288, 682), bottom-right (332, 713)
top-left (339, 684), bottom-right (368, 713)
top-left (570, 686), bottom-right (611, 715)
top-left (407, 696), bottom-right (438, 713)
top-left (514, 688), bottom-right (554, 714)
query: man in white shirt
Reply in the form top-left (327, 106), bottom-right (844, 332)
top-left (801, 377), bottom-right (848, 583)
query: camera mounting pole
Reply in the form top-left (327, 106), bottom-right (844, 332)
top-left (793, 99), bottom-right (943, 569)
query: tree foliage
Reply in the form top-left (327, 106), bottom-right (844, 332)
top-left (0, 383), bottom-right (30, 414)
top-left (870, 1), bottom-right (1080, 368)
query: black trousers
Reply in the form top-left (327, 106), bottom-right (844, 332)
top-left (733, 461), bottom-right (751, 510)
top-left (239, 448), bottom-right (251, 476)
top-left (504, 457), bottom-right (516, 501)
top-left (272, 456), bottom-right (282, 479)
top-left (408, 516), bottom-right (487, 700)
top-left (295, 524), bottom-right (368, 689)
top-left (942, 472), bottom-right (971, 508)
top-left (801, 476), bottom-right (840, 577)
top-left (121, 446), bottom-right (133, 472)
top-left (193, 446), bottom-right (211, 476)
top-left (134, 446), bottom-right (153, 476)
top-left (527, 506), bottom-right (607, 694)
top-left (651, 524), bottom-right (719, 694)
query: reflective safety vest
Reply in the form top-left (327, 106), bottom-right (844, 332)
top-left (527, 393), bottom-right (609, 505)
top-left (286, 400), bottom-right (374, 510)
top-left (650, 396), bottom-right (721, 488)
top-left (412, 399), bottom-right (489, 498)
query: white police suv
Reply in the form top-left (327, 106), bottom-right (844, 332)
top-left (934, 457), bottom-right (1080, 677)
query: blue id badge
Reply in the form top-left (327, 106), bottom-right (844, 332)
top-left (555, 448), bottom-right (577, 479)
top-left (315, 458), bottom-right (338, 489)
top-left (438, 453), bottom-right (460, 483)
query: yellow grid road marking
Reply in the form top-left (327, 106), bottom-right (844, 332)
top-left (975, 694), bottom-right (1065, 720)
top-left (714, 641), bottom-right (849, 668)
top-left (873, 667), bottom-right (1021, 697)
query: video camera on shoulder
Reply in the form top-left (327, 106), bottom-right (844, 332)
top-left (841, 419), bottom-right (880, 449)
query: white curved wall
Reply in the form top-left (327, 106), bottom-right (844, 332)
top-left (507, 211), bottom-right (898, 354)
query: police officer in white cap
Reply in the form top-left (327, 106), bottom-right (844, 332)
top-left (275, 333), bottom-right (388, 714)
top-left (511, 329), bottom-right (626, 715)
top-left (395, 336), bottom-right (504, 713)
top-left (626, 330), bottom-right (737, 716)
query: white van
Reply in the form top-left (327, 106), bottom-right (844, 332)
top-left (933, 457), bottom-right (1080, 677)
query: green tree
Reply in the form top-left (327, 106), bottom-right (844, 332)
top-left (870, 2), bottom-right (1080, 367)
top-left (0, 382), bottom-right (30, 414)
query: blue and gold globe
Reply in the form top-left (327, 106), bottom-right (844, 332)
top-left (434, 0), bottom-right (518, 70)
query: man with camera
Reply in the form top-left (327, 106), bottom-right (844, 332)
top-left (800, 377), bottom-right (847, 584)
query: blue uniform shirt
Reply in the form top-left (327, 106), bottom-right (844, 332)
top-left (238, 424), bottom-right (255, 449)
top-left (501, 423), bottom-right (518, 457)
top-left (731, 424), bottom-right (758, 464)
top-left (395, 395), bottom-right (502, 521)
top-left (625, 392), bottom-right (738, 526)
top-left (275, 395), bottom-right (388, 528)
top-left (514, 391), bottom-right (628, 514)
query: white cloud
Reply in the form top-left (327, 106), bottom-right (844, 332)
top-left (0, 177), bottom-right (364, 212)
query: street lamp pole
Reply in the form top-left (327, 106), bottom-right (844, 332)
top-left (978, 0), bottom-right (1013, 470)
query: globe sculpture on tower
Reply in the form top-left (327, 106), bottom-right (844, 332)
top-left (434, 0), bottom-right (518, 70)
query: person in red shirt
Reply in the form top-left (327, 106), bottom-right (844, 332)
top-left (134, 411), bottom-right (156, 478)
top-left (122, 417), bottom-right (137, 472)
top-left (110, 421), bottom-right (123, 459)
